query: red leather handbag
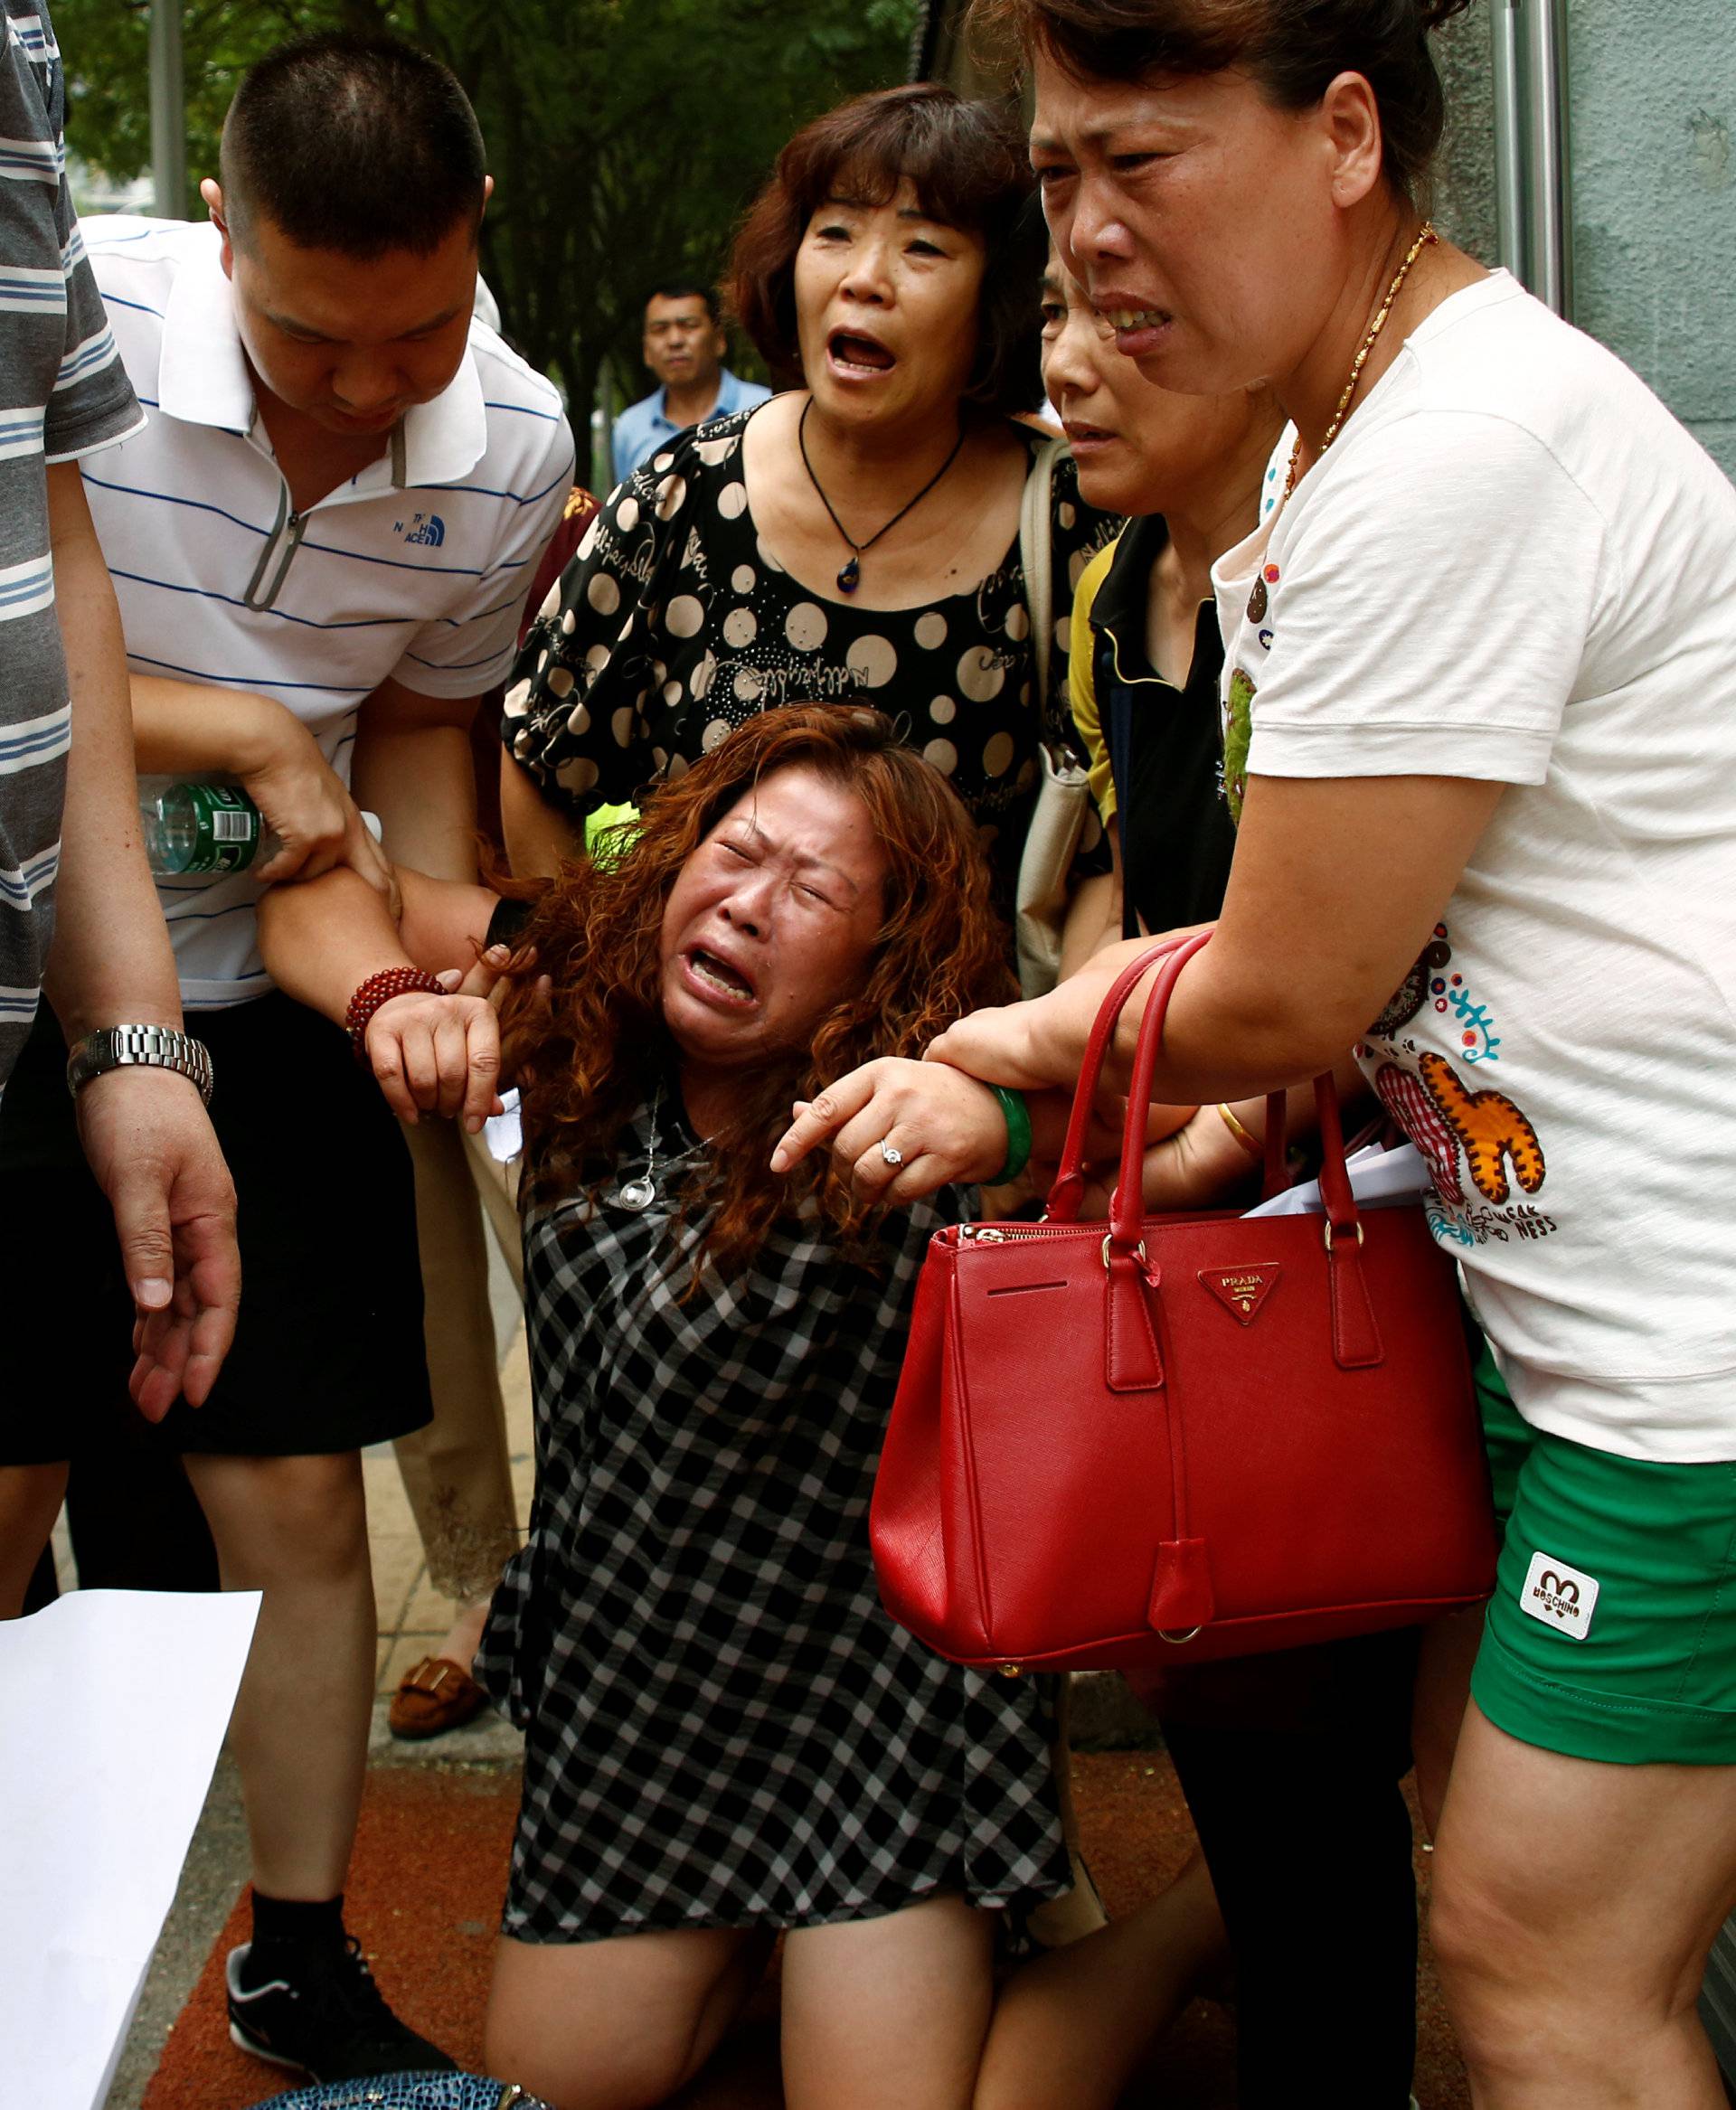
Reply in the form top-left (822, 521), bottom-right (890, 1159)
top-left (871, 932), bottom-right (1498, 1673)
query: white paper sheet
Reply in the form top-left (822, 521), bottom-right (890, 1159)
top-left (1241, 1140), bottom-right (1435, 1220)
top-left (0, 1588), bottom-right (260, 2110)
top-left (484, 1084), bottom-right (523, 1163)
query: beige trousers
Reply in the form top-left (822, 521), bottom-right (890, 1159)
top-left (392, 1119), bottom-right (524, 1605)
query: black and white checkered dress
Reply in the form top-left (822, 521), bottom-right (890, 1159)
top-left (476, 1094), bottom-right (1068, 1943)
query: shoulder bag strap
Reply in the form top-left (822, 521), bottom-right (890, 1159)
top-left (1019, 432), bottom-right (1067, 719)
top-left (1108, 642), bottom-right (1136, 858)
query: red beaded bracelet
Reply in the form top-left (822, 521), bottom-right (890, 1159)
top-left (345, 966), bottom-right (448, 1063)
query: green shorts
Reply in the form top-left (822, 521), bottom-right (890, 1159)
top-left (1471, 1348), bottom-right (1736, 1766)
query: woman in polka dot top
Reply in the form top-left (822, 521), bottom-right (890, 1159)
top-left (499, 82), bottom-right (1118, 902)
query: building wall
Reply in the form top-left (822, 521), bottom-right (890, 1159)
top-left (1565, 0), bottom-right (1736, 479)
top-left (1434, 5), bottom-right (1736, 480)
top-left (1429, 11), bottom-right (1500, 266)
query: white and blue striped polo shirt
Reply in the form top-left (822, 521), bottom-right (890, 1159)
top-left (80, 215), bottom-right (575, 1007)
top-left (0, 0), bottom-right (145, 1089)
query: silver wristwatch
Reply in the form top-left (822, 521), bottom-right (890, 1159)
top-left (65, 1023), bottom-right (215, 1108)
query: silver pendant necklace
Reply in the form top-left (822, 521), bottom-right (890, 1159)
top-left (611, 1084), bottom-right (712, 1212)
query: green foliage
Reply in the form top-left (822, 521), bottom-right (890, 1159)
top-left (54, 0), bottom-right (920, 455)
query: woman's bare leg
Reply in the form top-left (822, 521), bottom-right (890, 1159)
top-left (433, 1597), bottom-right (490, 1672)
top-left (781, 1857), bottom-right (1223, 2110)
top-left (781, 1894), bottom-right (994, 2110)
top-left (1412, 1606), bottom-right (1485, 1837)
top-left (485, 1923), bottom-right (770, 2110)
top-left (974, 1851), bottom-right (1226, 2110)
top-left (0, 1461), bottom-right (67, 1616)
top-left (1023, 1676), bottom-right (1109, 1948)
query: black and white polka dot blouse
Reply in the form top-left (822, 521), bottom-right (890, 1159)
top-left (500, 407), bottom-right (1119, 868)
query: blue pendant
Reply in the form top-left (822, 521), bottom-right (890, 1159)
top-left (837, 556), bottom-right (860, 593)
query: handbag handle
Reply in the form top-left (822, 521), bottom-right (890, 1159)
top-left (1043, 932), bottom-right (1362, 1256)
top-left (1045, 935), bottom-right (1192, 1222)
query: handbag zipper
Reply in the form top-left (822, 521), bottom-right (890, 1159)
top-left (960, 1220), bottom-right (1164, 1285)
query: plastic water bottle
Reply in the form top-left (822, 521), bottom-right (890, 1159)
top-left (139, 777), bottom-right (278, 876)
top-left (138, 777), bottom-right (384, 879)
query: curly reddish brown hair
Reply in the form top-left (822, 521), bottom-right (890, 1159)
top-left (728, 81), bottom-right (1044, 416)
top-left (499, 706), bottom-right (1013, 1279)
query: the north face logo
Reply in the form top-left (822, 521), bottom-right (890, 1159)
top-left (1199, 1265), bottom-right (1281, 1326)
top-left (396, 512), bottom-right (446, 548)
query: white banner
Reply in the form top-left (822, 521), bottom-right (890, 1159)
top-left (0, 1587), bottom-right (259, 2110)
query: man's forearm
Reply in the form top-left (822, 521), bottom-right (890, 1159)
top-left (500, 746), bottom-right (583, 878)
top-left (352, 717), bottom-right (476, 881)
top-left (41, 465), bottom-right (182, 1039)
top-left (130, 671), bottom-right (307, 777)
top-left (257, 858), bottom-right (500, 1031)
top-left (257, 864), bottom-right (414, 1029)
top-left (132, 667), bottom-right (392, 896)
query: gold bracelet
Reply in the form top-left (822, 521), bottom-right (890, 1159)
top-left (1216, 1102), bottom-right (1263, 1161)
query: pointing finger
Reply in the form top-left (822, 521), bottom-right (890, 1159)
top-left (769, 1067), bottom-right (882, 1173)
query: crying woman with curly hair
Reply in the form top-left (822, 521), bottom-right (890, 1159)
top-left (258, 702), bottom-right (1220, 2110)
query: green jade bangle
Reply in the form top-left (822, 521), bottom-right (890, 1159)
top-left (986, 1086), bottom-right (1033, 1187)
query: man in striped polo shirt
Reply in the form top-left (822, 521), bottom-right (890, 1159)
top-left (0, 0), bottom-right (238, 1478)
top-left (0, 30), bottom-right (573, 2084)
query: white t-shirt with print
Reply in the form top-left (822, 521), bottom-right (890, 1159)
top-left (1213, 271), bottom-right (1736, 1464)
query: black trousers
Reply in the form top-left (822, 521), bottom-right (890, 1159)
top-left (1157, 1625), bottom-right (1421, 2108)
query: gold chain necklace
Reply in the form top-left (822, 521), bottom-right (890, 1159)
top-left (1284, 221), bottom-right (1439, 501)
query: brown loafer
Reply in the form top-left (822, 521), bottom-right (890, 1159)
top-left (387, 1653), bottom-right (489, 1740)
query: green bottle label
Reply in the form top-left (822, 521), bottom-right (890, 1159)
top-left (182, 785), bottom-right (263, 874)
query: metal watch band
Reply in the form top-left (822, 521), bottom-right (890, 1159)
top-left (65, 1024), bottom-right (215, 1108)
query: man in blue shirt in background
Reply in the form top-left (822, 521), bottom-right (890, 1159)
top-left (609, 281), bottom-right (768, 485)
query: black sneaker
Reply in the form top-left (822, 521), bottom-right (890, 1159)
top-left (225, 1937), bottom-right (458, 2082)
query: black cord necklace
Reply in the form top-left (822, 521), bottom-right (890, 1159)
top-left (797, 397), bottom-right (969, 595)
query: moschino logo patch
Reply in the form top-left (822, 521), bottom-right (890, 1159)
top-left (1520, 1550), bottom-right (1600, 1640)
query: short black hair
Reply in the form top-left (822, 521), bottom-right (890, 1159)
top-left (220, 33), bottom-right (487, 259)
top-left (645, 282), bottom-right (722, 325)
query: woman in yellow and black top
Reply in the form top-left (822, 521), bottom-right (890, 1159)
top-left (1046, 256), bottom-right (1431, 2110)
top-left (1067, 519), bottom-right (1237, 946)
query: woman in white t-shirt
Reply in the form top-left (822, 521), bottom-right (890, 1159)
top-left (777, 2), bottom-right (1736, 2101)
